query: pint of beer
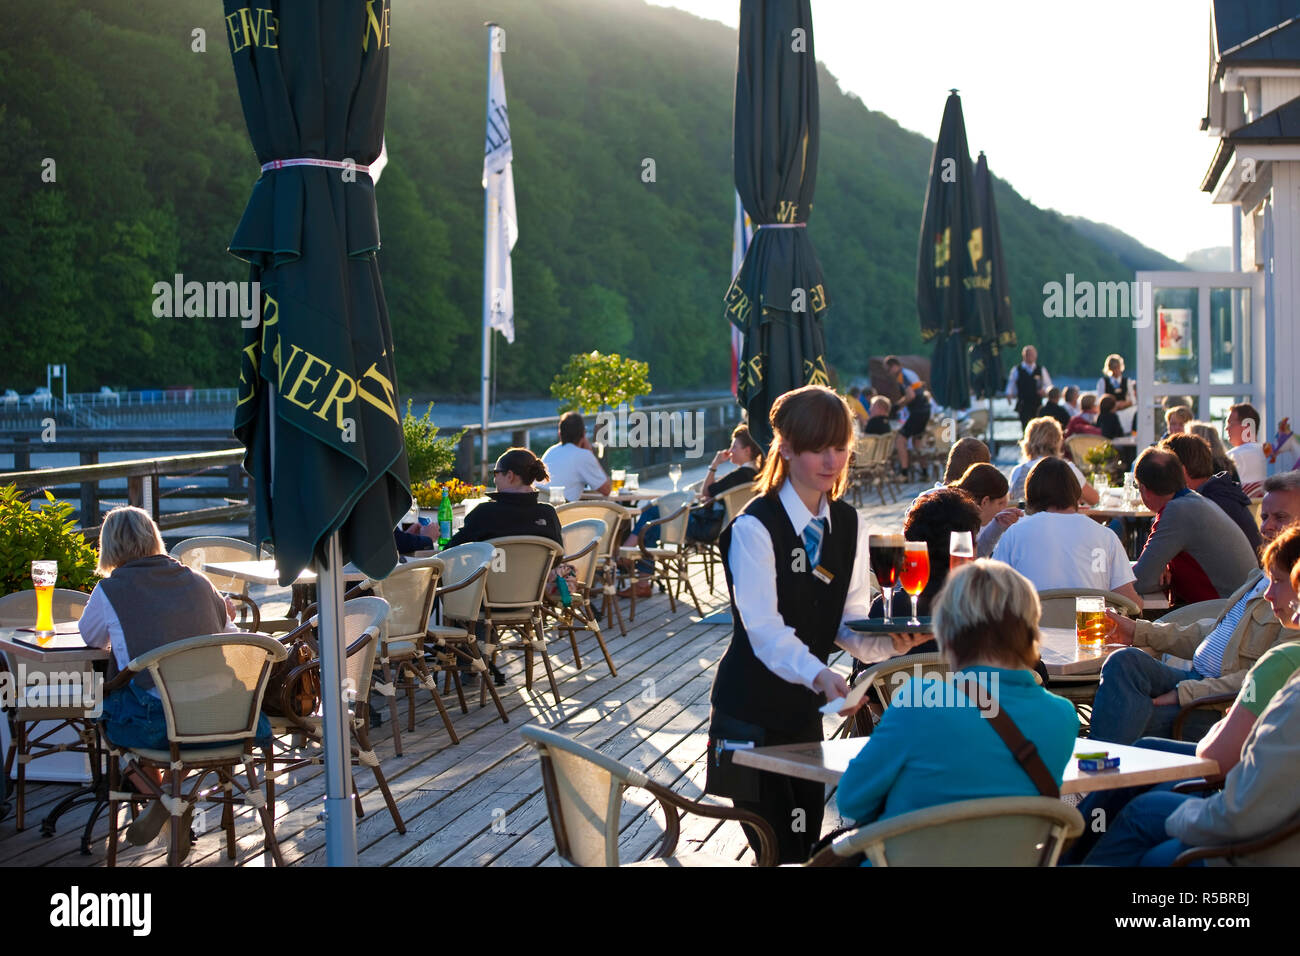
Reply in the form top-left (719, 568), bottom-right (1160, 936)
top-left (31, 560), bottom-right (58, 642)
top-left (1075, 596), bottom-right (1109, 650)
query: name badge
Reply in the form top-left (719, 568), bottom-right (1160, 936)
top-left (812, 565), bottom-right (834, 584)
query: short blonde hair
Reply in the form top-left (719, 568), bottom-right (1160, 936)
top-left (1019, 416), bottom-right (1063, 461)
top-left (97, 506), bottom-right (165, 575)
top-left (932, 560), bottom-right (1041, 670)
top-left (1166, 406), bottom-right (1194, 428)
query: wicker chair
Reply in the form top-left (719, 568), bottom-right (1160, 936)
top-left (170, 536), bottom-right (269, 631)
top-left (556, 500), bottom-right (636, 636)
top-left (425, 543), bottom-right (508, 723)
top-left (690, 481), bottom-right (756, 593)
top-left (366, 557), bottom-right (458, 754)
top-left (481, 536), bottom-right (566, 707)
top-left (617, 491), bottom-right (704, 618)
top-left (835, 653), bottom-right (947, 739)
top-left (0, 588), bottom-right (92, 831)
top-left (544, 518), bottom-right (617, 677)
top-left (805, 796), bottom-right (1083, 866)
top-left (102, 632), bottom-right (287, 867)
top-left (1036, 588), bottom-right (1140, 628)
top-left (520, 725), bottom-right (777, 866)
top-left (1064, 433), bottom-right (1108, 468)
top-left (263, 597), bottom-right (404, 834)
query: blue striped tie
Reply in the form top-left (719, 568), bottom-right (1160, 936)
top-left (803, 517), bottom-right (824, 569)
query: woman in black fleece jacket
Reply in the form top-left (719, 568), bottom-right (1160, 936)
top-left (446, 448), bottom-right (563, 548)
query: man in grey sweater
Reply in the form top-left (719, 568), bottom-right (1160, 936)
top-left (1132, 449), bottom-right (1258, 605)
top-left (1086, 668), bottom-right (1300, 865)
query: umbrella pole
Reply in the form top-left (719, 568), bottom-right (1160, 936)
top-left (317, 531), bottom-right (358, 865)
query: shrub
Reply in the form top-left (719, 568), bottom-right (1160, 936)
top-left (0, 485), bottom-right (100, 596)
top-left (403, 400), bottom-right (466, 485)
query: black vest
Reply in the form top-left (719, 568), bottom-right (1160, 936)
top-left (1102, 374), bottom-right (1128, 403)
top-left (1014, 365), bottom-right (1043, 411)
top-left (711, 493), bottom-right (857, 734)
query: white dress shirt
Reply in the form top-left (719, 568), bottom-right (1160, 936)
top-left (727, 480), bottom-right (895, 691)
top-left (1006, 362), bottom-right (1052, 398)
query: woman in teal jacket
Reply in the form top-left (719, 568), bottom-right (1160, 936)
top-left (837, 560), bottom-right (1078, 826)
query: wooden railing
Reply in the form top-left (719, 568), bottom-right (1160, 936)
top-left (3, 449), bottom-right (250, 537)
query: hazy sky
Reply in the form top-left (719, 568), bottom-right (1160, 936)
top-left (647, 0), bottom-right (1231, 263)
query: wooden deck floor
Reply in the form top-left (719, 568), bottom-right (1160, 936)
top-left (3, 484), bottom-right (922, 868)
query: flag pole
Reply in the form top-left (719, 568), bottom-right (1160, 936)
top-left (318, 530), bottom-right (356, 865)
top-left (479, 22), bottom-right (497, 485)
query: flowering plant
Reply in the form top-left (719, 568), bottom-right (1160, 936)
top-left (411, 479), bottom-right (485, 509)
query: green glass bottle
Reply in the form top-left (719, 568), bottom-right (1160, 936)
top-left (438, 487), bottom-right (453, 548)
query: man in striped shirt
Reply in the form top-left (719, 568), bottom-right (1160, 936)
top-left (1088, 472), bottom-right (1300, 744)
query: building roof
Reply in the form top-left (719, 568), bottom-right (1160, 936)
top-left (1213, 1), bottom-right (1300, 77)
top-left (1201, 96), bottom-right (1300, 191)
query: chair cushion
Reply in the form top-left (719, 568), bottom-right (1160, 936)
top-left (129, 743), bottom-right (250, 763)
top-left (426, 625), bottom-right (471, 641)
top-left (380, 639), bottom-right (420, 659)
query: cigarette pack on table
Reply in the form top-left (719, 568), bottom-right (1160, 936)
top-left (1078, 756), bottom-right (1121, 772)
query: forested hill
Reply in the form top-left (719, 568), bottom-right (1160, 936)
top-left (1, 0), bottom-right (1158, 396)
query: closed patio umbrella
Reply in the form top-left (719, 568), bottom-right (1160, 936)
top-left (223, 0), bottom-right (410, 864)
top-left (724, 0), bottom-right (831, 448)
top-left (916, 90), bottom-right (991, 412)
top-left (970, 151), bottom-right (1016, 400)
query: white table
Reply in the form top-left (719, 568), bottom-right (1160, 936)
top-left (1038, 626), bottom-right (1120, 677)
top-left (202, 558), bottom-right (370, 587)
top-left (733, 736), bottom-right (1218, 795)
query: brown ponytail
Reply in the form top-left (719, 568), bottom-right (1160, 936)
top-left (495, 447), bottom-right (549, 486)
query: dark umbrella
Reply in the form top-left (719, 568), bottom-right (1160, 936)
top-left (724, 0), bottom-right (830, 448)
top-left (970, 151), bottom-right (1017, 400)
top-left (915, 90), bottom-right (991, 412)
top-left (224, 1), bottom-right (409, 864)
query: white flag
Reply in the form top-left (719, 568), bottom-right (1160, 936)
top-left (484, 25), bottom-right (517, 344)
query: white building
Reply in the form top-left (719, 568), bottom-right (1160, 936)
top-left (1136, 2), bottom-right (1300, 453)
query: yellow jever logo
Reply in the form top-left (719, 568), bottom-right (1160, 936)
top-left (804, 356), bottom-right (830, 387)
top-left (967, 227), bottom-right (984, 270)
top-left (226, 7), bottom-right (279, 52)
top-left (364, 0), bottom-right (392, 52)
top-left (776, 201), bottom-right (799, 224)
top-left (933, 228), bottom-right (951, 270)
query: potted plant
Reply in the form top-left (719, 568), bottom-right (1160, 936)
top-left (0, 485), bottom-right (100, 597)
top-left (1082, 442), bottom-right (1121, 486)
top-left (403, 400), bottom-right (465, 486)
top-left (550, 351), bottom-right (652, 467)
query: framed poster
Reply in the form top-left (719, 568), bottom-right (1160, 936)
top-left (1158, 308), bottom-right (1193, 360)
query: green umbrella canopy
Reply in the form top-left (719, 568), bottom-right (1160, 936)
top-left (724, 0), bottom-right (831, 449)
top-left (915, 91), bottom-right (992, 412)
top-left (225, 0), bottom-right (410, 585)
top-left (970, 151), bottom-right (1016, 400)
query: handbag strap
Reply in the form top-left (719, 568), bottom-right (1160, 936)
top-left (977, 698), bottom-right (1061, 799)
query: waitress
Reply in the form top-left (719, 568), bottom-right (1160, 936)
top-left (707, 385), bottom-right (925, 863)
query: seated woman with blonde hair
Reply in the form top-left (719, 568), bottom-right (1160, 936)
top-left (1008, 415), bottom-right (1099, 506)
top-left (837, 560), bottom-right (1078, 828)
top-left (78, 506), bottom-right (261, 852)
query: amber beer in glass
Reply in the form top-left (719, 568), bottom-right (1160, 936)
top-left (31, 560), bottom-right (58, 643)
top-left (901, 541), bottom-right (930, 626)
top-left (611, 469), bottom-right (626, 493)
top-left (1075, 596), bottom-right (1109, 650)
